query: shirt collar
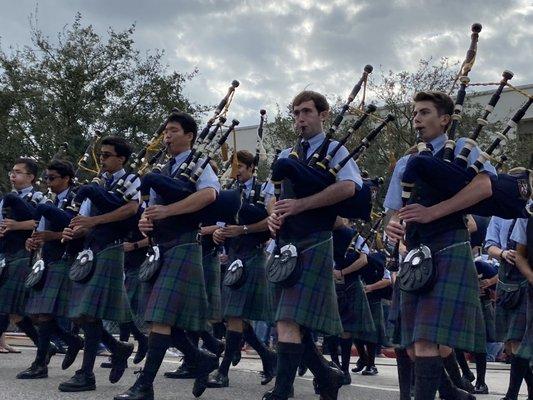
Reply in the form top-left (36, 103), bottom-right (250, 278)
top-left (17, 186), bottom-right (33, 197)
top-left (428, 133), bottom-right (447, 154)
top-left (56, 188), bottom-right (70, 201)
top-left (103, 168), bottom-right (126, 182)
top-left (243, 178), bottom-right (254, 190)
top-left (304, 132), bottom-right (326, 149)
top-left (173, 150), bottom-right (192, 166)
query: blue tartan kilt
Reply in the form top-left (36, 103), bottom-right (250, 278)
top-left (0, 250), bottom-right (31, 315)
top-left (481, 296), bottom-right (496, 343)
top-left (388, 278), bottom-right (403, 347)
top-left (144, 232), bottom-right (208, 331)
top-left (124, 266), bottom-right (148, 318)
top-left (336, 276), bottom-right (375, 339)
top-left (401, 229), bottom-right (486, 352)
top-left (68, 243), bottom-right (131, 323)
top-left (222, 246), bottom-right (272, 322)
top-left (270, 231), bottom-right (342, 336)
top-left (495, 285), bottom-right (528, 342)
top-left (202, 246), bottom-right (222, 322)
top-left (26, 259), bottom-right (71, 317)
top-left (366, 298), bottom-right (387, 345)
top-left (517, 285), bottom-right (533, 365)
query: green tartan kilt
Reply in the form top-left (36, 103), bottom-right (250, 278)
top-left (202, 246), bottom-right (222, 321)
top-left (223, 246), bottom-right (272, 322)
top-left (401, 230), bottom-right (486, 352)
top-left (0, 251), bottom-right (31, 315)
top-left (144, 236), bottom-right (208, 331)
top-left (26, 259), bottom-right (71, 317)
top-left (270, 231), bottom-right (342, 336)
top-left (124, 266), bottom-right (148, 318)
top-left (388, 279), bottom-right (403, 347)
top-left (495, 285), bottom-right (528, 343)
top-left (336, 277), bottom-right (375, 339)
top-left (481, 296), bottom-right (496, 343)
top-left (68, 244), bottom-right (131, 323)
top-left (366, 298), bottom-right (387, 345)
top-left (516, 285), bottom-right (533, 364)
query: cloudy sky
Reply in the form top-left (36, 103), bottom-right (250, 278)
top-left (0, 0), bottom-right (532, 125)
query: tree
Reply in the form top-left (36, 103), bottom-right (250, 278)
top-left (0, 13), bottom-right (204, 191)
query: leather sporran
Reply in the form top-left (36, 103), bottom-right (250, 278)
top-left (138, 245), bottom-right (162, 283)
top-left (496, 280), bottom-right (526, 310)
top-left (69, 249), bottom-right (95, 283)
top-left (267, 243), bottom-right (301, 288)
top-left (25, 259), bottom-right (47, 289)
top-left (223, 259), bottom-right (247, 289)
top-left (398, 245), bottom-right (437, 294)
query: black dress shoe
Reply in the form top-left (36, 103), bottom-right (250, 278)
top-left (45, 342), bottom-right (58, 366)
top-left (114, 372), bottom-right (154, 400)
top-left (16, 363), bottom-right (48, 379)
top-left (262, 386), bottom-right (294, 400)
top-left (341, 370), bottom-right (351, 385)
top-left (459, 376), bottom-right (475, 393)
top-left (297, 364), bottom-right (307, 376)
top-left (351, 359), bottom-right (365, 373)
top-left (133, 335), bottom-right (148, 364)
top-left (206, 371), bottom-right (229, 388)
top-left (101, 357), bottom-right (113, 369)
top-left (261, 350), bottom-right (277, 385)
top-left (192, 349), bottom-right (220, 397)
top-left (361, 365), bottom-right (378, 376)
top-left (109, 342), bottom-right (134, 383)
top-left (473, 382), bottom-right (488, 394)
top-left (164, 361), bottom-right (196, 379)
top-left (316, 365), bottom-right (344, 400)
top-left (62, 336), bottom-right (84, 370)
top-left (463, 370), bottom-right (476, 382)
top-left (58, 370), bottom-right (96, 392)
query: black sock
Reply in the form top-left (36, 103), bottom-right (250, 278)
top-left (474, 352), bottom-right (487, 385)
top-left (187, 331), bottom-right (200, 347)
top-left (340, 337), bottom-right (352, 372)
top-left (219, 330), bottom-right (242, 376)
top-left (506, 356), bottom-right (529, 399)
top-left (442, 351), bottom-right (464, 388)
top-left (80, 321), bottom-right (103, 375)
top-left (212, 322), bottom-right (225, 339)
top-left (366, 342), bottom-right (377, 367)
top-left (119, 322), bottom-right (131, 342)
top-left (355, 340), bottom-right (367, 366)
top-left (525, 366), bottom-right (533, 398)
top-left (414, 356), bottom-right (442, 400)
top-left (0, 314), bottom-right (9, 336)
top-left (243, 323), bottom-right (269, 362)
top-left (272, 342), bottom-right (304, 398)
top-left (35, 320), bottom-right (53, 366)
top-left (395, 348), bottom-right (413, 400)
top-left (199, 330), bottom-right (220, 354)
top-left (324, 335), bottom-right (340, 368)
top-left (138, 332), bottom-right (171, 386)
top-left (16, 316), bottom-right (39, 346)
top-left (171, 328), bottom-right (199, 362)
top-left (301, 330), bottom-right (330, 386)
top-left (129, 322), bottom-right (145, 343)
top-left (455, 349), bottom-right (471, 377)
top-left (101, 325), bottom-right (121, 353)
top-left (438, 368), bottom-right (459, 399)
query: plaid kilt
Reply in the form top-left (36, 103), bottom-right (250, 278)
top-left (367, 298), bottom-right (387, 345)
top-left (388, 278), bottom-right (403, 347)
top-left (481, 296), bottom-right (496, 343)
top-left (223, 246), bottom-right (272, 322)
top-left (495, 286), bottom-right (528, 343)
top-left (336, 277), bottom-right (375, 339)
top-left (144, 233), bottom-right (208, 331)
top-left (401, 229), bottom-right (486, 352)
top-left (68, 244), bottom-right (131, 323)
top-left (26, 259), bottom-right (71, 317)
top-left (517, 285), bottom-right (533, 364)
top-left (270, 231), bottom-right (342, 336)
top-left (124, 266), bottom-right (148, 318)
top-left (202, 246), bottom-right (222, 321)
top-left (0, 250), bottom-right (31, 315)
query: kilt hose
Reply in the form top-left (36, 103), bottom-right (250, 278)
top-left (335, 277), bottom-right (376, 339)
top-left (401, 229), bottom-right (486, 352)
top-left (516, 285), bottom-right (532, 365)
top-left (144, 232), bottom-right (208, 331)
top-left (26, 259), bottom-right (71, 317)
top-left (0, 250), bottom-right (31, 315)
top-left (495, 286), bottom-right (528, 343)
top-left (202, 245), bottom-right (222, 322)
top-left (271, 231), bottom-right (342, 336)
top-left (223, 245), bottom-right (272, 322)
top-left (68, 243), bottom-right (131, 323)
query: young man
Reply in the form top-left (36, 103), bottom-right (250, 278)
top-left (0, 158), bottom-right (42, 351)
top-left (203, 149), bottom-right (276, 390)
top-left (115, 111), bottom-right (220, 400)
top-left (384, 91), bottom-right (495, 400)
top-left (59, 136), bottom-right (140, 392)
top-left (19, 160), bottom-right (84, 379)
top-left (265, 90), bottom-right (362, 400)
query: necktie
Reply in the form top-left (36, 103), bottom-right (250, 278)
top-left (105, 175), bottom-right (114, 190)
top-left (299, 140), bottom-right (310, 161)
top-left (426, 142), bottom-right (434, 153)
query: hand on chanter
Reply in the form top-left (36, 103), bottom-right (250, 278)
top-left (138, 216), bottom-right (154, 235)
top-left (143, 205), bottom-right (170, 221)
top-left (385, 219), bottom-right (405, 242)
top-left (398, 203), bottom-right (439, 224)
top-left (267, 213), bottom-right (283, 235)
top-left (272, 198), bottom-right (304, 219)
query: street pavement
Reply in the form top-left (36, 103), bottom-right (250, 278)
top-left (0, 342), bottom-right (529, 400)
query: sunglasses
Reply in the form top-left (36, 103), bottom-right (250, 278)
top-left (44, 175), bottom-right (62, 181)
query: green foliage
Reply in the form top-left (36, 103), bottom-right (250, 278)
top-left (0, 13), bottom-right (204, 191)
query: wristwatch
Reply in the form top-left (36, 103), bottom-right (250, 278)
top-left (243, 225), bottom-right (249, 234)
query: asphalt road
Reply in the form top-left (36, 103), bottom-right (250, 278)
top-left (0, 345), bottom-right (528, 400)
